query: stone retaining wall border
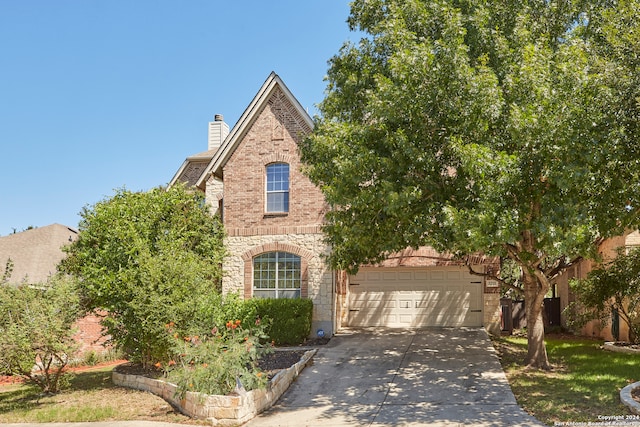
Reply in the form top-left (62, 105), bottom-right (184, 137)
top-left (112, 349), bottom-right (317, 426)
top-left (621, 381), bottom-right (640, 415)
top-left (603, 342), bottom-right (640, 355)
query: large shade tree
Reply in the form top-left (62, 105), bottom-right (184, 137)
top-left (301, 0), bottom-right (640, 368)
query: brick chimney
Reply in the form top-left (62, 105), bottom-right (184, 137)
top-left (208, 114), bottom-right (229, 151)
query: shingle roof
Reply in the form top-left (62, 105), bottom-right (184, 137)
top-left (0, 224), bottom-right (78, 285)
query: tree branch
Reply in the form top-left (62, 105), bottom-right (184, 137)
top-left (464, 256), bottom-right (524, 296)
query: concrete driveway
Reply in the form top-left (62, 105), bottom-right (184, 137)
top-left (245, 328), bottom-right (545, 427)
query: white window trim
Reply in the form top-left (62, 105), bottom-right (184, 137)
top-left (253, 251), bottom-right (301, 299)
top-left (265, 163), bottom-right (289, 213)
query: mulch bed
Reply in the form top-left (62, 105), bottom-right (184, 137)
top-left (1, 338), bottom-right (331, 388)
top-left (115, 348), bottom-right (318, 379)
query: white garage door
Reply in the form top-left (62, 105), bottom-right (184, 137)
top-left (348, 267), bottom-right (483, 327)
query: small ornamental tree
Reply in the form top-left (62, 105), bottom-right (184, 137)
top-left (0, 276), bottom-right (81, 393)
top-left (570, 247), bottom-right (640, 344)
top-left (164, 317), bottom-right (273, 397)
top-left (301, 0), bottom-right (640, 369)
top-left (60, 184), bottom-right (226, 368)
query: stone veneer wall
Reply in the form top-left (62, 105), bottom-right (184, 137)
top-left (483, 293), bottom-right (501, 335)
top-left (205, 175), bottom-right (224, 216)
top-left (113, 349), bottom-right (316, 426)
top-left (223, 232), bottom-right (335, 336)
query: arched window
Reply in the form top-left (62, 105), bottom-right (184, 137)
top-left (265, 163), bottom-right (289, 213)
top-left (253, 251), bottom-right (300, 298)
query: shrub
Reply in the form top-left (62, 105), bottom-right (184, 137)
top-left (250, 298), bottom-right (313, 345)
top-left (60, 185), bottom-right (226, 368)
top-left (190, 293), bottom-right (260, 337)
top-left (0, 276), bottom-right (81, 393)
top-left (163, 318), bottom-right (272, 397)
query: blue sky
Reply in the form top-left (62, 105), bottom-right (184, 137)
top-left (0, 1), bottom-right (358, 236)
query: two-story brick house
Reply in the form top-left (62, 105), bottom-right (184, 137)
top-left (171, 72), bottom-right (501, 337)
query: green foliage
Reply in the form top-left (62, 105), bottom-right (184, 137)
top-left (301, 0), bottom-right (640, 368)
top-left (570, 247), bottom-right (640, 343)
top-left (0, 276), bottom-right (81, 393)
top-left (188, 292), bottom-right (260, 337)
top-left (303, 0), bottom-right (640, 271)
top-left (164, 319), bottom-right (272, 397)
top-left (1, 258), bottom-right (13, 284)
top-left (60, 184), bottom-right (226, 368)
top-left (251, 298), bottom-right (313, 345)
top-left (182, 293), bottom-right (313, 346)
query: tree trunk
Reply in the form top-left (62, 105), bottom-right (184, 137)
top-left (523, 269), bottom-right (551, 369)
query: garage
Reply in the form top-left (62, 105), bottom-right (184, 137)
top-left (348, 267), bottom-right (483, 328)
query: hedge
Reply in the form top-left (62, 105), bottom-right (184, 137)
top-left (251, 298), bottom-right (313, 345)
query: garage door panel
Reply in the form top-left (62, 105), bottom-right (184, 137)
top-left (414, 271), bottom-right (428, 280)
top-left (349, 267), bottom-right (482, 328)
top-left (382, 272), bottom-right (397, 280)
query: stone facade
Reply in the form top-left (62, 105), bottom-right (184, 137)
top-left (223, 233), bottom-right (334, 335)
top-left (483, 293), bottom-right (501, 335)
top-left (205, 174), bottom-right (224, 216)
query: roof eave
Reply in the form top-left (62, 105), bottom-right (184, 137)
top-left (195, 72), bottom-right (313, 188)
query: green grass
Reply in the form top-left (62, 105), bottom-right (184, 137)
top-left (0, 365), bottom-right (202, 424)
top-left (493, 334), bottom-right (640, 425)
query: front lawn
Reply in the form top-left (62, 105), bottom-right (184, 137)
top-left (0, 365), bottom-right (202, 424)
top-left (492, 334), bottom-right (640, 425)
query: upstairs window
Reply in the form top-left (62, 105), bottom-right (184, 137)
top-left (266, 163), bottom-right (289, 213)
top-left (253, 252), bottom-right (301, 298)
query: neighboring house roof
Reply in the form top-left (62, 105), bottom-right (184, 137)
top-left (0, 224), bottom-right (78, 285)
top-left (195, 71), bottom-right (314, 189)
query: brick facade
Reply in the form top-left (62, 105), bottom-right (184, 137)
top-left (215, 84), bottom-right (333, 335)
top-left (222, 86), bottom-right (326, 236)
top-left (73, 313), bottom-right (111, 357)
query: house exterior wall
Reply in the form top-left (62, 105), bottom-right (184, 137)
top-left (214, 85), bottom-right (333, 336)
top-left (192, 76), bottom-right (501, 338)
top-left (556, 232), bottom-right (635, 341)
top-left (223, 233), bottom-right (334, 335)
top-left (626, 230), bottom-right (640, 249)
top-left (205, 175), bottom-right (224, 216)
top-left (222, 87), bottom-right (323, 232)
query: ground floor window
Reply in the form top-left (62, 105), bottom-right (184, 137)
top-left (253, 251), bottom-right (301, 298)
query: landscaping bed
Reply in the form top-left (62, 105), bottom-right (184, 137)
top-left (604, 341), bottom-right (640, 354)
top-left (112, 349), bottom-right (317, 426)
top-left (0, 346), bottom-right (321, 424)
top-left (114, 349), bottom-right (310, 380)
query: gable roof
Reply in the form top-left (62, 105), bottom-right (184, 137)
top-left (169, 149), bottom-right (217, 188)
top-left (0, 224), bottom-right (78, 285)
top-left (195, 72), bottom-right (314, 189)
